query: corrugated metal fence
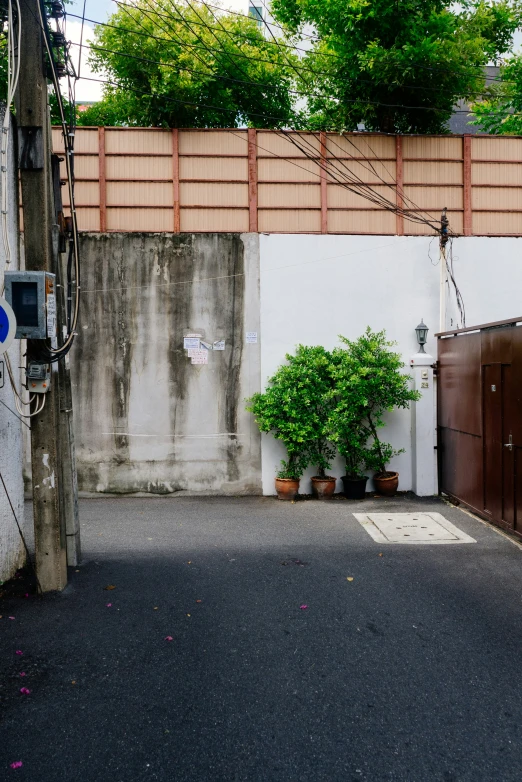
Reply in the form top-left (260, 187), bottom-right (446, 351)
top-left (52, 127), bottom-right (522, 235)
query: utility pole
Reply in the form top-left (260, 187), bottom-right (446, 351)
top-left (16, 0), bottom-right (69, 590)
top-left (439, 208), bottom-right (449, 333)
top-left (51, 156), bottom-right (80, 566)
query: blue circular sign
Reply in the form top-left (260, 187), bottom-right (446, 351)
top-left (0, 296), bottom-right (16, 354)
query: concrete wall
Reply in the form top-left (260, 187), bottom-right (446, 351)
top-left (72, 233), bottom-right (261, 494)
top-left (71, 231), bottom-right (522, 497)
top-left (0, 110), bottom-right (25, 581)
top-left (259, 234), bottom-right (522, 495)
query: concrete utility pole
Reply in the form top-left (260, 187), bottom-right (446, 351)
top-left (439, 208), bottom-right (449, 333)
top-left (16, 0), bottom-right (73, 590)
top-left (51, 157), bottom-right (81, 566)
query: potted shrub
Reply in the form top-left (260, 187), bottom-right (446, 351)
top-left (335, 429), bottom-right (371, 500)
top-left (246, 345), bottom-right (333, 500)
top-left (333, 328), bottom-right (420, 497)
top-left (296, 346), bottom-right (337, 500)
top-left (329, 353), bottom-right (370, 499)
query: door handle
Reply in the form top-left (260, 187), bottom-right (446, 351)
top-left (504, 434), bottom-right (513, 450)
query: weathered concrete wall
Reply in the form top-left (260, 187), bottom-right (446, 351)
top-left (0, 109), bottom-right (25, 581)
top-left (72, 233), bottom-right (261, 494)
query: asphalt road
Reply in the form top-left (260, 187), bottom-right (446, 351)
top-left (1, 495), bottom-right (522, 782)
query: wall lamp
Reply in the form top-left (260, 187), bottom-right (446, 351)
top-left (415, 319), bottom-right (429, 353)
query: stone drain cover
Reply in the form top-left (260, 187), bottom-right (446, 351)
top-left (353, 512), bottom-right (476, 544)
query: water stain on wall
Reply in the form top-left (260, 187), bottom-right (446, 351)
top-left (72, 233), bottom-right (260, 495)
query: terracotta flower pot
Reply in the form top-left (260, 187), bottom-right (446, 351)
top-left (311, 476), bottom-right (336, 500)
top-left (341, 475), bottom-right (368, 500)
top-left (373, 471), bottom-right (399, 496)
top-left (275, 477), bottom-right (300, 501)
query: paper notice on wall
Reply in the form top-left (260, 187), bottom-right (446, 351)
top-left (190, 350), bottom-right (208, 365)
top-left (46, 294), bottom-right (57, 349)
top-left (187, 348), bottom-right (200, 358)
top-left (184, 337), bottom-right (200, 350)
top-left (246, 332), bottom-right (257, 344)
top-left (213, 340), bottom-right (225, 351)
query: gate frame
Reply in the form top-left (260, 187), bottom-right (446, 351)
top-left (436, 315), bottom-right (522, 541)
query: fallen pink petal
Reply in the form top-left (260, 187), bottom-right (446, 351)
top-left (19, 672), bottom-right (26, 677)
top-left (106, 603), bottom-right (112, 607)
top-left (15, 651), bottom-right (23, 656)
top-left (10, 761), bottom-right (23, 769)
top-left (300, 605), bottom-right (308, 610)
top-left (19, 687), bottom-right (31, 695)
top-left (8, 616), bottom-right (15, 620)
top-left (164, 636), bottom-right (173, 641)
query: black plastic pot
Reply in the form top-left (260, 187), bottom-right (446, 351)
top-left (341, 475), bottom-right (368, 500)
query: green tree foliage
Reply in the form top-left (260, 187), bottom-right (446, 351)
top-left (0, 40), bottom-right (67, 124)
top-left (271, 0), bottom-right (522, 133)
top-left (77, 0), bottom-right (298, 128)
top-left (246, 345), bottom-right (335, 480)
top-left (330, 329), bottom-right (420, 476)
top-left (471, 58), bottom-right (522, 134)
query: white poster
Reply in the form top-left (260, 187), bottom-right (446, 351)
top-left (213, 340), bottom-right (225, 351)
top-left (46, 294), bottom-right (57, 348)
top-left (190, 350), bottom-right (208, 365)
top-left (46, 294), bottom-right (56, 336)
top-left (246, 331), bottom-right (257, 344)
top-left (184, 337), bottom-right (200, 350)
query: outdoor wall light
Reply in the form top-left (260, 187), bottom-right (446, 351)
top-left (415, 319), bottom-right (429, 353)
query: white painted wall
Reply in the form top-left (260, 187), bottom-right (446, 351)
top-left (258, 234), bottom-right (522, 495)
top-left (0, 109), bottom-right (25, 581)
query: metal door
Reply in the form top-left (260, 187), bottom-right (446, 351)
top-left (482, 363), bottom-right (514, 527)
top-left (437, 316), bottom-right (522, 541)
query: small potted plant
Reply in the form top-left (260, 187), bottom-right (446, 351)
top-left (333, 328), bottom-right (420, 497)
top-left (329, 352), bottom-right (369, 499)
top-left (246, 345), bottom-right (332, 500)
top-left (298, 345), bottom-right (337, 500)
top-left (339, 434), bottom-right (371, 500)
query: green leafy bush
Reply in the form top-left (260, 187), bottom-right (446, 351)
top-left (246, 345), bottom-right (335, 480)
top-left (248, 330), bottom-right (419, 483)
top-left (331, 328), bottom-right (420, 476)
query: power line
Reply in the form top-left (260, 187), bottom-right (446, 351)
top-left (68, 11), bottom-right (510, 90)
top-left (80, 235), bottom-right (427, 293)
top-left (110, 0), bottom-right (507, 92)
top-left (18, 0), bottom-right (82, 361)
top-left (76, 73), bottom-right (438, 229)
top-left (197, 0), bottom-right (514, 84)
top-left (120, 1), bottom-right (452, 230)
top-left (71, 38), bottom-right (493, 116)
top-left (0, 397), bottom-right (32, 429)
top-left (66, 1), bottom-right (449, 230)
top-left (197, 0), bottom-right (438, 228)
top-left (77, 0), bottom-right (87, 79)
top-left (0, 471), bottom-right (42, 595)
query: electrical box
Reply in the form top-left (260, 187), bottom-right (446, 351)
top-left (26, 361), bottom-right (51, 394)
top-left (4, 271), bottom-right (56, 340)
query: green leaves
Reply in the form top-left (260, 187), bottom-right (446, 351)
top-left (471, 56), bottom-right (522, 135)
top-left (271, 0), bottom-right (522, 133)
top-left (247, 345), bottom-right (335, 479)
top-left (247, 329), bottom-right (420, 480)
top-left (329, 328), bottom-right (419, 474)
top-left (76, 0), bottom-right (299, 128)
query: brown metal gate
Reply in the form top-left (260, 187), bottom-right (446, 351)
top-left (437, 317), bottom-right (522, 539)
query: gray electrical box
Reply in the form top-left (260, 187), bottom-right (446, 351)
top-left (4, 271), bottom-right (56, 340)
top-left (26, 361), bottom-right (51, 394)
